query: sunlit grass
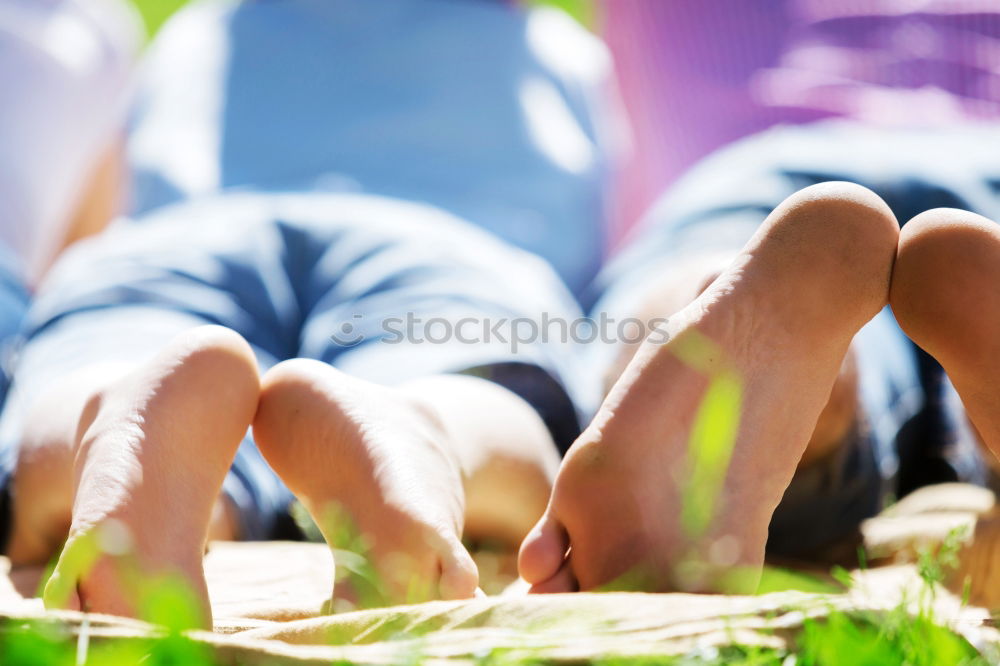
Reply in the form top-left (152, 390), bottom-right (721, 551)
top-left (1, 618), bottom-right (214, 666)
top-left (798, 607), bottom-right (985, 666)
top-left (680, 365), bottom-right (742, 539)
top-left (2, 604), bottom-right (984, 666)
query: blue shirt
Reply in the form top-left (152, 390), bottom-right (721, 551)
top-left (128, 0), bottom-right (621, 295)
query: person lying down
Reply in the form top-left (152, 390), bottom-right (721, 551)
top-left (5, 178), bottom-right (1000, 626)
top-left (5, 0), bottom-right (1000, 628)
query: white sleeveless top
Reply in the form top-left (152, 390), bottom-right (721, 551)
top-left (0, 0), bottom-right (139, 283)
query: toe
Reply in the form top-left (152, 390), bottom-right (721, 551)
top-left (528, 558), bottom-right (578, 594)
top-left (437, 539), bottom-right (479, 600)
top-left (517, 512), bottom-right (569, 584)
top-left (43, 532), bottom-right (97, 610)
top-left (42, 571), bottom-right (76, 611)
top-left (64, 587), bottom-right (82, 612)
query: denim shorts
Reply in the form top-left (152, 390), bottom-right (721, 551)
top-left (0, 192), bottom-right (585, 542)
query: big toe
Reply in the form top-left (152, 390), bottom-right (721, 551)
top-left (43, 533), bottom-right (98, 612)
top-left (45, 556), bottom-right (132, 617)
top-left (518, 513), bottom-right (569, 585)
top-left (528, 559), bottom-right (578, 594)
top-left (42, 570), bottom-right (79, 612)
top-left (438, 539), bottom-right (480, 601)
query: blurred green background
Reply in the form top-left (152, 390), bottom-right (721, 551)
top-left (128, 0), bottom-right (189, 36)
top-left (127, 0), bottom-right (595, 38)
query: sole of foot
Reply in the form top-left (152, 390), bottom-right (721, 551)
top-left (253, 359), bottom-right (479, 606)
top-left (42, 326), bottom-right (259, 628)
top-left (520, 182), bottom-right (898, 593)
top-left (892, 208), bottom-right (1000, 460)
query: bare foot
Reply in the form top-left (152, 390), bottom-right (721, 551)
top-left (41, 326), bottom-right (259, 627)
top-left (604, 251), bottom-right (861, 471)
top-left (253, 360), bottom-right (480, 606)
top-left (9, 364), bottom-right (242, 566)
top-left (892, 209), bottom-right (1000, 464)
top-left (520, 182), bottom-right (898, 593)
